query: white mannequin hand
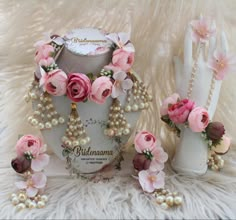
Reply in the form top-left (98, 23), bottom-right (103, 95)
top-left (171, 19), bottom-right (229, 175)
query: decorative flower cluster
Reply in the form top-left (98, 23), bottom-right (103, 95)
top-left (10, 135), bottom-right (50, 210)
top-left (132, 131), bottom-right (168, 193)
top-left (35, 32), bottom-right (135, 104)
top-left (160, 94), bottom-right (231, 154)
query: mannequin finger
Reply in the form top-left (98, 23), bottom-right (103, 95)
top-left (221, 31), bottom-right (229, 55)
top-left (208, 21), bottom-right (216, 61)
top-left (184, 24), bottom-right (193, 72)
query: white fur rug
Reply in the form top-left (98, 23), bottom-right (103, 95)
top-left (1, 0), bottom-right (236, 219)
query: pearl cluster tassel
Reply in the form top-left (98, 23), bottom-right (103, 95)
top-left (104, 98), bottom-right (131, 137)
top-left (124, 76), bottom-right (152, 113)
top-left (61, 103), bottom-right (90, 149)
top-left (24, 79), bottom-right (40, 103)
top-left (27, 92), bottom-right (65, 130)
top-left (153, 188), bottom-right (183, 209)
top-left (208, 152), bottom-right (224, 171)
top-left (10, 191), bottom-right (48, 210)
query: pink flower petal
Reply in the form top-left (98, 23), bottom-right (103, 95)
top-left (113, 71), bottom-right (127, 81)
top-left (106, 33), bottom-right (119, 45)
top-left (149, 160), bottom-right (164, 172)
top-left (26, 187), bottom-right (38, 198)
top-left (111, 85), bottom-right (122, 98)
top-left (32, 172), bottom-right (47, 189)
top-left (15, 181), bottom-right (27, 189)
top-left (153, 171), bottom-right (165, 189)
top-left (118, 32), bottom-right (129, 45)
top-left (123, 42), bottom-right (135, 53)
top-left (31, 154), bottom-right (50, 172)
top-left (121, 79), bottom-right (133, 90)
top-left (138, 170), bottom-right (155, 193)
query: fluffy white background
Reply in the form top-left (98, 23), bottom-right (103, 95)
top-left (0, 0), bottom-right (236, 219)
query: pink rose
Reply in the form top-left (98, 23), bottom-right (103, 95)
top-left (188, 107), bottom-right (209, 132)
top-left (160, 93), bottom-right (180, 116)
top-left (111, 49), bottom-right (134, 72)
top-left (40, 69), bottom-right (68, 96)
top-left (168, 99), bottom-right (195, 124)
top-left (67, 73), bottom-right (92, 102)
top-left (134, 131), bottom-right (158, 153)
top-left (90, 76), bottom-right (112, 104)
top-left (16, 135), bottom-right (43, 158)
top-left (35, 44), bottom-right (55, 66)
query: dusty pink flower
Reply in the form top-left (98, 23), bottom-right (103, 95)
top-left (206, 122), bottom-right (225, 142)
top-left (168, 99), bottom-right (195, 124)
top-left (213, 135), bottom-right (231, 155)
top-left (35, 44), bottom-right (55, 66)
top-left (15, 172), bottom-right (47, 198)
top-left (104, 63), bottom-right (122, 73)
top-left (188, 107), bottom-right (209, 132)
top-left (90, 76), bottom-right (112, 104)
top-left (67, 73), bottom-right (91, 102)
top-left (11, 156), bottom-right (31, 174)
top-left (111, 71), bottom-right (133, 98)
top-left (40, 69), bottom-right (68, 96)
top-left (16, 135), bottom-right (43, 158)
top-left (133, 153), bottom-right (151, 171)
top-left (106, 32), bottom-right (135, 52)
top-left (111, 49), bottom-right (134, 72)
top-left (138, 170), bottom-right (165, 193)
top-left (149, 147), bottom-right (168, 172)
top-left (208, 50), bottom-right (236, 80)
top-left (31, 153), bottom-right (50, 172)
top-left (160, 93), bottom-right (180, 116)
top-left (191, 17), bottom-right (216, 43)
top-left (134, 131), bottom-right (158, 153)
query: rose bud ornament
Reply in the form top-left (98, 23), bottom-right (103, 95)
top-left (133, 153), bottom-right (151, 171)
top-left (206, 122), bottom-right (225, 142)
top-left (11, 156), bottom-right (31, 173)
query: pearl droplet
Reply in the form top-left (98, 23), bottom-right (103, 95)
top-left (72, 140), bottom-right (79, 147)
top-left (132, 104), bottom-right (139, 112)
top-left (24, 95), bottom-right (30, 102)
top-left (160, 202), bottom-right (169, 210)
top-left (86, 136), bottom-right (91, 143)
top-left (41, 195), bottom-right (48, 203)
top-left (18, 193), bottom-right (27, 202)
top-left (52, 119), bottom-right (58, 126)
top-left (28, 201), bottom-right (37, 209)
top-left (16, 203), bottom-right (26, 211)
top-left (45, 122), bottom-right (52, 129)
top-left (166, 196), bottom-right (174, 207)
top-left (37, 201), bottom-right (45, 209)
top-left (123, 128), bottom-right (130, 135)
top-left (11, 197), bottom-right (20, 205)
top-left (59, 117), bottom-right (65, 124)
top-left (156, 196), bottom-right (165, 204)
top-left (80, 139), bottom-right (87, 146)
top-left (31, 119), bottom-right (38, 126)
top-left (174, 196), bottom-right (183, 205)
top-left (139, 102), bottom-right (145, 109)
top-left (11, 193), bottom-right (17, 199)
top-left (125, 105), bottom-right (131, 112)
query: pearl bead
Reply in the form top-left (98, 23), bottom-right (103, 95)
top-left (80, 139), bottom-right (87, 146)
top-left (123, 128), bottom-right (130, 135)
top-left (144, 103), bottom-right (149, 108)
top-left (86, 137), bottom-right (91, 143)
top-left (11, 197), bottom-right (19, 205)
top-left (16, 203), bottom-right (26, 211)
top-left (47, 114), bottom-right (52, 119)
top-left (41, 195), bottom-right (48, 203)
top-left (18, 193), bottom-right (27, 202)
top-left (59, 117), bottom-right (65, 124)
top-left (65, 140), bottom-right (72, 147)
top-left (52, 119), bottom-right (58, 126)
top-left (166, 196), bottom-right (174, 207)
top-left (218, 159), bottom-right (224, 168)
top-left (139, 103), bottom-right (145, 109)
top-left (38, 123), bottom-right (45, 130)
top-left (132, 104), bottom-right (139, 112)
top-left (24, 95), bottom-right (30, 102)
top-left (37, 201), bottom-right (45, 209)
top-left (160, 202), bottom-right (169, 210)
top-left (27, 116), bottom-right (33, 123)
top-left (156, 196), bottom-right (165, 204)
top-left (173, 192), bottom-right (178, 197)
top-left (107, 129), bottom-right (114, 137)
top-left (125, 105), bottom-right (131, 112)
top-left (28, 201), bottom-right (37, 209)
top-left (45, 122), bottom-right (52, 129)
top-left (25, 199), bottom-right (31, 207)
top-left (31, 93), bottom-right (37, 100)
top-left (61, 136), bottom-right (67, 142)
top-left (31, 119), bottom-right (38, 126)
top-left (34, 111), bottom-right (40, 116)
top-left (127, 124), bottom-right (131, 128)
top-left (11, 193), bottom-right (17, 199)
top-left (174, 196), bottom-right (183, 205)
top-left (148, 95), bottom-right (153, 101)
top-left (73, 140), bottom-right (79, 147)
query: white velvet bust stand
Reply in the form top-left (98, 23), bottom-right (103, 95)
top-left (38, 28), bottom-right (140, 175)
top-left (171, 23), bottom-right (229, 175)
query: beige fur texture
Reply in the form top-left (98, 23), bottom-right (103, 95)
top-left (0, 0), bottom-right (236, 219)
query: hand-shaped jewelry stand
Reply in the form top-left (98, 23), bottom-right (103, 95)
top-left (172, 22), bottom-right (229, 175)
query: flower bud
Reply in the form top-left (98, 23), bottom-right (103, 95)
top-left (133, 153), bottom-right (151, 171)
top-left (11, 156), bottom-right (31, 173)
top-left (206, 122), bottom-right (225, 142)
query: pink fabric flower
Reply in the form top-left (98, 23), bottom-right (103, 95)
top-left (133, 153), bottom-right (151, 171)
top-left (40, 69), bottom-right (68, 96)
top-left (35, 44), bottom-right (55, 66)
top-left (34, 32), bottom-right (64, 47)
top-left (191, 17), bottom-right (216, 43)
top-left (168, 99), bottom-right (195, 124)
top-left (67, 73), bottom-right (92, 102)
top-left (31, 153), bottom-right (50, 172)
top-left (104, 63), bottom-right (122, 73)
top-left (111, 49), bottom-right (134, 72)
top-left (15, 172), bottom-right (47, 198)
top-left (188, 107), bottom-right (209, 132)
top-left (208, 50), bottom-right (236, 80)
top-left (134, 131), bottom-right (158, 153)
top-left (213, 135), bottom-right (231, 155)
top-left (149, 147), bottom-right (168, 172)
top-left (106, 32), bottom-right (135, 52)
top-left (111, 71), bottom-right (133, 98)
top-left (160, 93), bottom-right (180, 116)
top-left (16, 135), bottom-right (43, 158)
top-left (138, 170), bottom-right (165, 193)
top-left (90, 76), bottom-right (112, 104)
